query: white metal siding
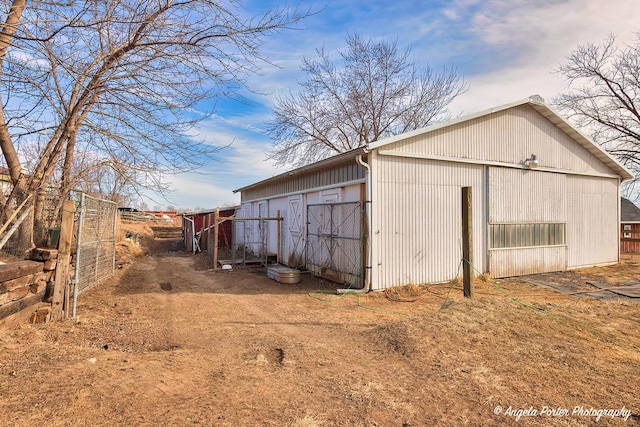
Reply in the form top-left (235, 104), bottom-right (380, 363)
top-left (266, 198), bottom-right (287, 261)
top-left (388, 105), bottom-right (615, 177)
top-left (488, 167), bottom-right (567, 277)
top-left (246, 183), bottom-right (364, 269)
top-left (343, 183), bottom-right (364, 202)
top-left (567, 176), bottom-right (619, 267)
top-left (490, 246), bottom-right (567, 276)
top-left (373, 156), bottom-right (485, 289)
top-left (241, 162), bottom-right (365, 201)
top-left (488, 168), bottom-right (566, 223)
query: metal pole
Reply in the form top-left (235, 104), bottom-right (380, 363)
top-left (111, 201), bottom-right (116, 278)
top-left (93, 196), bottom-right (100, 284)
top-left (72, 193), bottom-right (85, 318)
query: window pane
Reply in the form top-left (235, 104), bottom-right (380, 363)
top-left (489, 223), bottom-right (566, 249)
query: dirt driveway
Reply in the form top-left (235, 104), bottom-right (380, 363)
top-left (1, 237), bottom-right (639, 426)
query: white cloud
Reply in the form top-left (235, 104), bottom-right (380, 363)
top-left (442, 8), bottom-right (460, 20)
top-left (165, 172), bottom-right (241, 210)
top-left (161, 0), bottom-right (640, 208)
top-left (449, 0), bottom-right (640, 113)
top-left (184, 111), bottom-right (283, 187)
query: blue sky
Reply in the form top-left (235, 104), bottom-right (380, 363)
top-left (159, 0), bottom-right (640, 211)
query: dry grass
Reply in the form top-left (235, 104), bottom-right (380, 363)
top-left (288, 413), bottom-right (324, 427)
top-left (0, 243), bottom-right (638, 426)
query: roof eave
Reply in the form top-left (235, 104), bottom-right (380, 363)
top-left (233, 147), bottom-right (366, 194)
top-left (527, 102), bottom-right (634, 181)
top-left (368, 95), bottom-right (634, 181)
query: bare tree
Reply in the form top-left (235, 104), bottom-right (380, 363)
top-left (553, 33), bottom-right (640, 188)
top-left (266, 33), bottom-right (466, 167)
top-left (0, 0), bottom-right (308, 238)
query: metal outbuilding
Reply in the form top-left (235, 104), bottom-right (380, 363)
top-left (234, 96), bottom-right (634, 290)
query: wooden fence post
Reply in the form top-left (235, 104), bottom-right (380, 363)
top-left (462, 187), bottom-right (474, 298)
top-left (213, 207), bottom-right (219, 270)
top-left (51, 200), bottom-right (75, 320)
top-left (276, 210), bottom-right (281, 265)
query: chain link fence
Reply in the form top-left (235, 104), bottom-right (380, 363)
top-left (33, 186), bottom-right (64, 248)
top-left (306, 202), bottom-right (363, 288)
top-left (72, 192), bottom-right (117, 315)
top-left (0, 185), bottom-right (36, 260)
top-left (229, 209), bottom-right (285, 266)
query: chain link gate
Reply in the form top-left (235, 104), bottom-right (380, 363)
top-left (230, 209), bottom-right (284, 267)
top-left (306, 202), bottom-right (363, 288)
top-left (72, 193), bottom-right (117, 316)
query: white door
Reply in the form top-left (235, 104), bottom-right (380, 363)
top-left (287, 196), bottom-right (305, 268)
top-left (488, 167), bottom-right (567, 277)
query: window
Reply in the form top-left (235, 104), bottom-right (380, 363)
top-left (489, 223), bottom-right (566, 249)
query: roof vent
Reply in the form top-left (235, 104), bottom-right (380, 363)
top-left (529, 94), bottom-right (545, 104)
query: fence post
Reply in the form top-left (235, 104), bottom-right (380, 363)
top-left (276, 210), bottom-right (281, 265)
top-left (51, 200), bottom-right (75, 320)
top-left (462, 186), bottom-right (474, 298)
top-left (213, 208), bottom-right (219, 269)
top-left (72, 193), bottom-right (85, 318)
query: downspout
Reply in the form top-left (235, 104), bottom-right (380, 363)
top-left (352, 150), bottom-right (372, 292)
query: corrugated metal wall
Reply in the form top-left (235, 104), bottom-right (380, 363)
top-left (264, 198), bottom-right (288, 263)
top-left (567, 176), bottom-right (619, 267)
top-left (389, 105), bottom-right (615, 177)
top-left (241, 162), bottom-right (365, 202)
top-left (373, 106), bottom-right (618, 288)
top-left (240, 183), bottom-right (364, 270)
top-left (488, 167), bottom-right (567, 277)
top-left (489, 246), bottom-right (567, 276)
top-left (488, 168), bottom-right (566, 223)
top-left (373, 155), bottom-right (485, 289)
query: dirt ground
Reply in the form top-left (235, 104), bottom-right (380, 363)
top-left (1, 228), bottom-right (639, 426)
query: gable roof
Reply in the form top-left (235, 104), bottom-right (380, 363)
top-left (368, 95), bottom-right (634, 181)
top-left (621, 197), bottom-right (640, 222)
top-left (235, 96), bottom-right (634, 194)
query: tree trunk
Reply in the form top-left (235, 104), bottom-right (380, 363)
top-left (0, 0), bottom-right (27, 182)
top-left (0, 0), bottom-right (28, 222)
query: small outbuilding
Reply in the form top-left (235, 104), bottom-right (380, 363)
top-left (620, 197), bottom-right (640, 253)
top-left (234, 96), bottom-right (633, 290)
top-left (182, 207), bottom-right (237, 253)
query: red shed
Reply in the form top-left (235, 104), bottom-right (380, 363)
top-left (182, 207), bottom-right (237, 253)
top-left (620, 198), bottom-right (640, 253)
